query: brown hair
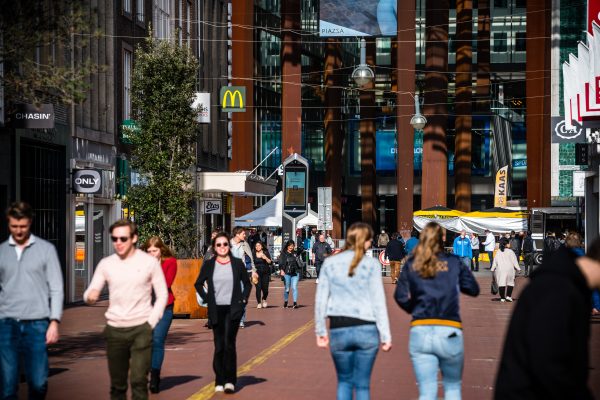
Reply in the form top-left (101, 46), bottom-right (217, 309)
top-left (109, 219), bottom-right (138, 237)
top-left (141, 236), bottom-right (174, 261)
top-left (344, 222), bottom-right (374, 277)
top-left (412, 222), bottom-right (445, 279)
top-left (6, 201), bottom-right (34, 220)
top-left (212, 231), bottom-right (232, 257)
top-left (232, 226), bottom-right (245, 237)
top-left (565, 232), bottom-right (583, 249)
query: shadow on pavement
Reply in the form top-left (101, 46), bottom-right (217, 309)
top-left (236, 375), bottom-right (267, 391)
top-left (243, 321), bottom-right (266, 328)
top-left (160, 375), bottom-right (202, 390)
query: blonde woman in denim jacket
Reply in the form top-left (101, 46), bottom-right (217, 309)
top-left (315, 223), bottom-right (392, 400)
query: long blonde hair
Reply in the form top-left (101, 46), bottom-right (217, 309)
top-left (412, 222), bottom-right (445, 278)
top-left (344, 222), bottom-right (374, 277)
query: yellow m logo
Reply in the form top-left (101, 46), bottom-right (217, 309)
top-left (222, 90), bottom-right (244, 109)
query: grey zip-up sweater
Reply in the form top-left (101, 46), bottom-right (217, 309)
top-left (0, 235), bottom-right (64, 321)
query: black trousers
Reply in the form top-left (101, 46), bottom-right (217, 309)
top-left (255, 273), bottom-right (270, 303)
top-left (212, 306), bottom-right (241, 386)
top-left (471, 250), bottom-right (480, 271)
top-left (499, 286), bottom-right (514, 299)
top-left (315, 261), bottom-right (323, 278)
top-left (523, 253), bottom-right (534, 276)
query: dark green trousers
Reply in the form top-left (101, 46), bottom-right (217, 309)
top-left (104, 323), bottom-right (152, 400)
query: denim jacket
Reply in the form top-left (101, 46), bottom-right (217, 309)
top-left (315, 250), bottom-right (391, 343)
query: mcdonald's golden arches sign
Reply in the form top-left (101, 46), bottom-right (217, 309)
top-left (220, 86), bottom-right (246, 112)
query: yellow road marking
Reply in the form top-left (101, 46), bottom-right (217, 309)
top-left (186, 320), bottom-right (315, 400)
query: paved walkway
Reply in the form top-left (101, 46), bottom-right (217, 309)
top-left (28, 268), bottom-right (600, 400)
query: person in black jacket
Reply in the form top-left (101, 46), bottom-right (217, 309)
top-left (385, 233), bottom-right (406, 283)
top-left (195, 232), bottom-right (251, 394)
top-left (279, 240), bottom-right (301, 308)
top-left (494, 239), bottom-right (600, 400)
top-left (252, 241), bottom-right (272, 309)
top-left (395, 222), bottom-right (479, 400)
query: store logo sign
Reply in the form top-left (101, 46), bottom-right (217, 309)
top-left (220, 86), bottom-right (246, 112)
top-left (12, 104), bottom-right (55, 129)
top-left (203, 200), bottom-right (222, 214)
top-left (73, 169), bottom-right (102, 194)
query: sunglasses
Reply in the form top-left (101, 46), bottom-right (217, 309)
top-left (111, 236), bottom-right (130, 243)
top-left (215, 242), bottom-right (229, 248)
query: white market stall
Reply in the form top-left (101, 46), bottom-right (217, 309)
top-left (413, 206), bottom-right (468, 233)
top-left (234, 192), bottom-right (319, 228)
top-left (460, 208), bottom-right (528, 234)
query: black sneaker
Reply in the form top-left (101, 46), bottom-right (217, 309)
top-left (283, 301), bottom-right (288, 308)
top-left (292, 302), bottom-right (298, 309)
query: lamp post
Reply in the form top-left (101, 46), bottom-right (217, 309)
top-left (352, 39), bottom-right (375, 86)
top-left (410, 94), bottom-right (427, 130)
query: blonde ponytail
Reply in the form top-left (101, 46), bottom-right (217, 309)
top-left (412, 223), bottom-right (445, 278)
top-left (344, 223), bottom-right (374, 277)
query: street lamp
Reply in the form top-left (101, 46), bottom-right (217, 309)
top-left (410, 94), bottom-right (427, 130)
top-left (352, 38), bottom-right (374, 86)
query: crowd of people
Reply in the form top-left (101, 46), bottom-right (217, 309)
top-left (2, 200), bottom-right (600, 400)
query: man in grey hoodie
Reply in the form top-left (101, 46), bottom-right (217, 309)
top-left (0, 202), bottom-right (64, 399)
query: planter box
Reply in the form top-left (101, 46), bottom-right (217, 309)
top-left (172, 259), bottom-right (207, 319)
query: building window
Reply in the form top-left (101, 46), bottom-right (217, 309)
top-left (177, 0), bottom-right (184, 45)
top-left (154, 0), bottom-right (171, 39)
top-left (123, 0), bottom-right (132, 14)
top-left (515, 0), bottom-right (526, 8)
top-left (136, 0), bottom-right (144, 22)
top-left (123, 50), bottom-right (132, 120)
top-left (493, 32), bottom-right (507, 52)
top-left (494, 0), bottom-right (508, 7)
top-left (515, 31), bottom-right (526, 51)
top-left (186, 1), bottom-right (192, 47)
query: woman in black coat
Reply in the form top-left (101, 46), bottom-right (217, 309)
top-left (279, 240), bottom-right (301, 308)
top-left (195, 232), bottom-right (250, 394)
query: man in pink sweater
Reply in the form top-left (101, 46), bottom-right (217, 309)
top-left (84, 220), bottom-right (167, 400)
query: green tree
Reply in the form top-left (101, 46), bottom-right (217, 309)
top-left (0, 0), bottom-right (100, 106)
top-left (126, 36), bottom-right (199, 256)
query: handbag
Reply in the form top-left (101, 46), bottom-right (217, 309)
top-left (491, 274), bottom-right (499, 295)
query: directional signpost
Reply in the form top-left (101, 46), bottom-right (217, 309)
top-left (317, 187), bottom-right (333, 231)
top-left (282, 153), bottom-right (309, 244)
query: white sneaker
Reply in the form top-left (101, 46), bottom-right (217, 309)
top-left (262, 300), bottom-right (267, 308)
top-left (500, 298), bottom-right (506, 302)
top-left (224, 383), bottom-right (235, 393)
top-left (315, 278), bottom-right (319, 284)
top-left (506, 296), bottom-right (513, 302)
top-left (215, 385), bottom-right (224, 393)
top-left (239, 321), bottom-right (245, 328)
top-left (257, 303), bottom-right (262, 309)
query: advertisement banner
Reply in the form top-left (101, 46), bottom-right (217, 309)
top-left (319, 0), bottom-right (397, 37)
top-left (192, 92), bottom-right (210, 123)
top-left (13, 103), bottom-right (54, 129)
top-left (494, 166), bottom-right (509, 207)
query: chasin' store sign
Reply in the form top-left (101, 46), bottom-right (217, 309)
top-left (72, 169), bottom-right (102, 194)
top-left (13, 104), bottom-right (55, 129)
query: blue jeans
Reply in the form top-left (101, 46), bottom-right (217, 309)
top-left (593, 290), bottom-right (600, 310)
top-left (409, 325), bottom-right (464, 400)
top-left (151, 304), bottom-right (174, 371)
top-left (0, 318), bottom-right (49, 399)
top-left (459, 257), bottom-right (470, 269)
top-left (283, 274), bottom-right (299, 303)
top-left (329, 324), bottom-right (379, 400)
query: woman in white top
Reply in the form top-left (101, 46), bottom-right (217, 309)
top-left (491, 238), bottom-right (521, 302)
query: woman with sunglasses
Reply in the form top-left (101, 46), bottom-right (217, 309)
top-left (142, 236), bottom-right (178, 394)
top-left (194, 232), bottom-right (251, 394)
top-left (279, 240), bottom-right (301, 308)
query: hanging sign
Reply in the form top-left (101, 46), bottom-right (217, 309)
top-left (72, 169), bottom-right (102, 194)
top-left (203, 199), bottom-right (222, 214)
top-left (494, 166), bottom-right (509, 207)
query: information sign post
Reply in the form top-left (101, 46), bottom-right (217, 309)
top-left (282, 153), bottom-right (309, 245)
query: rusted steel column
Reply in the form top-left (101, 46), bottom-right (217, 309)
top-left (526, 0), bottom-right (552, 207)
top-left (324, 39), bottom-right (343, 239)
top-left (421, 0), bottom-right (449, 209)
top-left (281, 0), bottom-right (302, 154)
top-left (476, 0), bottom-right (490, 113)
top-left (454, 0), bottom-right (473, 212)
top-left (395, 0), bottom-right (416, 232)
top-left (360, 39), bottom-right (377, 227)
top-left (230, 0), bottom-right (254, 216)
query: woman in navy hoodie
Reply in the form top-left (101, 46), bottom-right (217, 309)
top-left (395, 222), bottom-right (479, 400)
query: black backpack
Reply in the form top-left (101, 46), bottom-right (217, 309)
top-left (522, 236), bottom-right (534, 253)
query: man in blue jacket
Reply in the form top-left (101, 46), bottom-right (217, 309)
top-left (453, 230), bottom-right (473, 268)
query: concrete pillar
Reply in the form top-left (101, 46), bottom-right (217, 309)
top-left (395, 0), bottom-right (416, 231)
top-left (281, 0), bottom-right (302, 155)
top-left (360, 39), bottom-right (377, 226)
top-left (421, 0), bottom-right (449, 209)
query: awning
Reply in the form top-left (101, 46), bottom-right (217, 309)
top-left (196, 171), bottom-right (276, 196)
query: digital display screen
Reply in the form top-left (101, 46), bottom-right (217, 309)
top-left (284, 170), bottom-right (306, 207)
top-left (320, 0), bottom-right (397, 37)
